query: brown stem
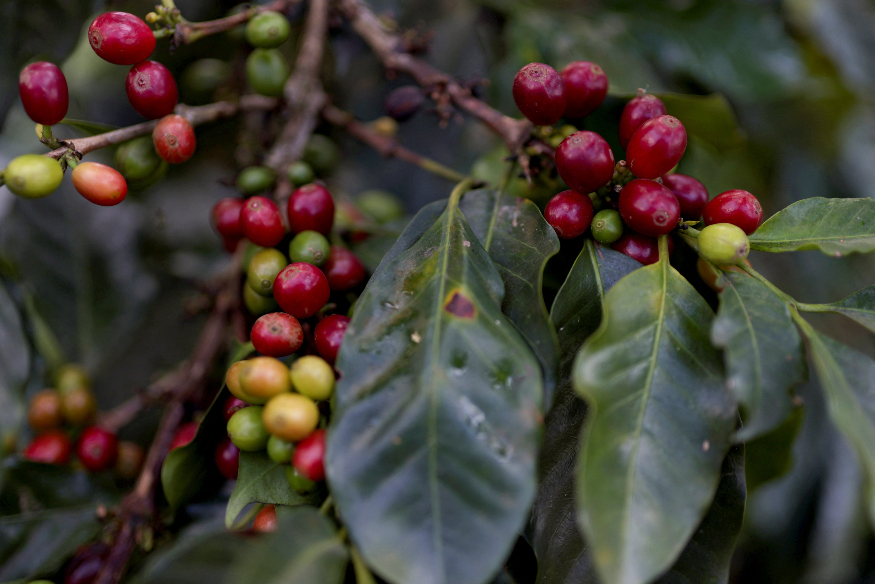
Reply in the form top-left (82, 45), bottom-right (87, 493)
top-left (172, 0), bottom-right (303, 45)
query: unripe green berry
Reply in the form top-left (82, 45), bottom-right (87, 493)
top-left (227, 406), bottom-right (270, 451)
top-left (303, 135), bottom-right (341, 176)
top-left (56, 364), bottom-right (90, 395)
top-left (4, 155), bottom-right (63, 199)
top-left (286, 465), bottom-right (317, 493)
top-left (236, 166), bottom-right (276, 195)
top-left (245, 49), bottom-right (289, 98)
top-left (591, 209), bottom-right (624, 244)
top-left (180, 58), bottom-right (231, 104)
top-left (242, 242), bottom-right (266, 272)
top-left (247, 248), bottom-right (288, 296)
top-left (356, 189), bottom-right (405, 224)
top-left (287, 161), bottom-right (315, 187)
top-left (698, 223), bottom-right (750, 265)
top-left (267, 434), bottom-right (294, 464)
top-left (115, 136), bottom-right (164, 182)
top-left (288, 230), bottom-right (330, 266)
top-left (245, 11), bottom-right (291, 49)
top-left (243, 282), bottom-right (279, 315)
top-left (289, 355), bottom-right (335, 401)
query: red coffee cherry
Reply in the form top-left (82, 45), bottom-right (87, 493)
top-left (610, 231), bottom-right (674, 265)
top-left (19, 62), bottom-right (68, 126)
top-left (153, 114), bottom-right (196, 164)
top-left (273, 263), bottom-right (330, 319)
top-left (626, 115), bottom-right (687, 179)
top-left (170, 421), bottom-right (199, 450)
top-left (71, 162), bottom-right (128, 206)
top-left (251, 312), bottom-right (304, 357)
top-left (223, 395), bottom-right (249, 422)
top-left (619, 179), bottom-right (680, 237)
top-left (287, 183), bottom-right (335, 235)
top-left (88, 12), bottom-right (156, 65)
top-left (76, 426), bottom-right (118, 472)
top-left (215, 437), bottom-right (240, 480)
top-left (126, 61), bottom-right (178, 120)
top-left (314, 314), bottom-right (350, 365)
top-left (23, 430), bottom-right (72, 465)
top-left (512, 63), bottom-right (567, 126)
top-left (323, 247), bottom-right (366, 291)
top-left (619, 94), bottom-right (667, 149)
top-left (703, 189), bottom-right (763, 235)
top-left (560, 61), bottom-right (608, 119)
top-left (240, 196), bottom-right (286, 247)
top-left (292, 429), bottom-right (326, 482)
top-left (661, 173), bottom-right (708, 219)
top-left (544, 190), bottom-right (594, 239)
top-left (555, 131), bottom-right (615, 194)
top-left (253, 504), bottom-right (279, 533)
top-left (211, 198), bottom-right (245, 239)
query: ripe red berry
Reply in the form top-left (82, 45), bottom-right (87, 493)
top-left (619, 94), bottom-right (666, 149)
top-left (626, 115), bottom-right (687, 179)
top-left (273, 263), bottom-right (330, 319)
top-left (88, 12), bottom-right (156, 66)
top-left (555, 131), bottom-right (615, 194)
top-left (661, 173), bottom-right (708, 219)
top-left (19, 62), bottom-right (68, 126)
top-left (293, 429), bottom-right (326, 482)
top-left (126, 61), bottom-right (178, 120)
top-left (323, 247), bottom-right (366, 291)
top-left (287, 184), bottom-right (335, 235)
top-left (619, 179), bottom-right (680, 237)
top-left (314, 314), bottom-right (350, 365)
top-left (253, 504), bottom-right (279, 533)
top-left (76, 426), bottom-right (118, 472)
top-left (223, 395), bottom-right (249, 422)
top-left (215, 437), bottom-right (240, 480)
top-left (611, 231), bottom-right (674, 265)
top-left (512, 63), bottom-right (567, 126)
top-left (153, 114), bottom-right (196, 164)
top-left (240, 196), bottom-right (286, 247)
top-left (23, 430), bottom-right (72, 465)
top-left (71, 162), bottom-right (128, 206)
top-left (251, 312), bottom-right (304, 357)
top-left (560, 61), bottom-right (608, 119)
top-left (544, 190), bottom-right (594, 239)
top-left (703, 190), bottom-right (763, 235)
top-left (170, 421), bottom-right (199, 450)
top-left (211, 198), bottom-right (245, 239)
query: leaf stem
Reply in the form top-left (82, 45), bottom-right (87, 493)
top-left (351, 545), bottom-right (378, 584)
top-left (448, 178), bottom-right (475, 210)
top-left (658, 234), bottom-right (670, 263)
top-left (736, 262), bottom-right (798, 305)
top-left (319, 495), bottom-right (334, 515)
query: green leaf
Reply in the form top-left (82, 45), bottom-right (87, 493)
top-left (815, 286), bottom-right (875, 334)
top-left (658, 93), bottom-right (745, 152)
top-left (711, 271), bottom-right (806, 441)
top-left (460, 189), bottom-right (561, 404)
top-left (0, 282), bottom-right (29, 455)
top-left (749, 198), bottom-right (875, 255)
top-left (573, 252), bottom-right (736, 584)
top-left (0, 458), bottom-right (117, 514)
top-left (58, 119), bottom-right (119, 136)
top-left (327, 183), bottom-right (543, 584)
top-left (744, 408), bottom-right (804, 493)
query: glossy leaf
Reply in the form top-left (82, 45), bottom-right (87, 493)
top-left (59, 118), bottom-right (118, 136)
top-left (0, 282), bottom-right (29, 454)
top-left (573, 253), bottom-right (736, 584)
top-left (0, 458), bottom-right (117, 513)
top-left (745, 408), bottom-right (803, 493)
top-left (327, 186), bottom-right (543, 584)
top-left (749, 198), bottom-right (875, 254)
top-left (815, 286), bottom-right (875, 333)
top-left (711, 271), bottom-right (805, 441)
top-left (461, 189), bottom-right (561, 404)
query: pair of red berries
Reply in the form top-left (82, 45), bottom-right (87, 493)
top-left (512, 61), bottom-right (608, 125)
top-left (250, 311), bottom-right (350, 362)
top-left (23, 426), bottom-right (118, 472)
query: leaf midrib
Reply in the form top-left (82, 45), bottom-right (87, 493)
top-left (725, 281), bottom-right (764, 414)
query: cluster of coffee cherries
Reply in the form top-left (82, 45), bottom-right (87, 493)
top-left (20, 364), bottom-right (144, 480)
top-left (512, 61), bottom-right (763, 267)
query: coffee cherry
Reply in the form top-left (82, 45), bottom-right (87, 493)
top-left (246, 11), bottom-right (291, 48)
top-left (286, 466), bottom-right (317, 493)
top-left (247, 248), bottom-right (288, 296)
top-left (215, 438), bottom-right (240, 480)
top-left (181, 58), bottom-right (232, 104)
top-left (114, 441), bottom-right (145, 480)
top-left (88, 12), bottom-right (156, 65)
top-left (267, 434), bottom-right (294, 464)
top-left (289, 230), bottom-right (331, 266)
top-left (153, 114), bottom-right (196, 164)
top-left (698, 223), bottom-right (750, 265)
top-left (555, 131), bottom-right (615, 194)
top-left (241, 196), bottom-right (286, 247)
top-left (251, 313), bottom-right (304, 357)
top-left (246, 49), bottom-right (290, 97)
top-left (56, 364), bottom-right (90, 394)
top-left (273, 263), bottom-right (331, 319)
top-left (226, 360), bottom-right (264, 404)
top-left (23, 430), bottom-right (72, 464)
top-left (323, 247), bottom-right (366, 292)
top-left (591, 209), bottom-right (624, 244)
top-left (287, 184), bottom-right (335, 235)
top-left (19, 62), bottom-right (68, 126)
top-left (244, 284), bottom-right (279, 316)
top-left (126, 61), bottom-right (178, 120)
top-left (239, 356), bottom-right (293, 401)
top-left (626, 115), bottom-right (687, 179)
top-left (61, 387), bottom-right (97, 426)
top-left (314, 314), bottom-right (350, 365)
top-left (619, 179), bottom-right (680, 237)
top-left (170, 421), bottom-right (199, 450)
top-left (211, 198), bottom-right (245, 239)
top-left (292, 429), bottom-right (326, 482)
top-left (76, 426), bottom-right (118, 472)
top-left (27, 389), bottom-right (63, 432)
top-left (237, 166), bottom-right (276, 195)
top-left (253, 504), bottom-right (279, 533)
top-left (224, 395), bottom-right (249, 423)
top-left (303, 135), bottom-right (341, 177)
top-left (696, 257), bottom-right (752, 293)
top-left (385, 85), bottom-right (424, 122)
top-left (262, 393), bottom-right (319, 442)
top-left (4, 155), bottom-right (63, 199)
top-left (619, 93), bottom-right (666, 149)
top-left (560, 61), bottom-right (608, 119)
top-left (610, 231), bottom-right (674, 265)
top-left (71, 162), bottom-right (128, 206)
top-left (661, 173), bottom-right (708, 219)
top-left (544, 190), bottom-right (594, 239)
top-left (287, 161), bottom-right (315, 187)
top-left (512, 63), bottom-right (566, 126)
top-left (356, 189), bottom-right (406, 224)
top-left (290, 356), bottom-right (335, 401)
top-left (227, 406), bottom-right (270, 451)
top-left (703, 190), bottom-right (763, 235)
top-left (115, 136), bottom-right (165, 184)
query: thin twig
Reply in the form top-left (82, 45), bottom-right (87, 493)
top-left (172, 0), bottom-right (303, 45)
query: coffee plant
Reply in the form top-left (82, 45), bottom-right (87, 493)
top-left (2, 1), bottom-right (875, 584)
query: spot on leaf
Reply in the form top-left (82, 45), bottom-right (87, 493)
top-left (444, 289), bottom-right (476, 319)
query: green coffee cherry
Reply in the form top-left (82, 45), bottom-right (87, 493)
top-left (356, 189), bottom-right (405, 224)
top-left (181, 58), bottom-right (232, 104)
top-left (242, 242), bottom-right (267, 272)
top-left (244, 283), bottom-right (279, 315)
top-left (287, 161), bottom-right (315, 187)
top-left (115, 136), bottom-right (164, 181)
top-left (698, 223), bottom-right (750, 265)
top-left (245, 49), bottom-right (289, 98)
top-left (289, 230), bottom-right (330, 266)
top-left (303, 135), bottom-right (341, 176)
top-left (267, 434), bottom-right (294, 464)
top-left (56, 364), bottom-right (90, 395)
top-left (4, 155), bottom-right (63, 199)
top-left (247, 248), bottom-right (288, 296)
top-left (591, 209), bottom-right (624, 244)
top-left (289, 355), bottom-right (335, 401)
top-left (245, 11), bottom-right (291, 48)
top-left (236, 166), bottom-right (276, 195)
top-left (286, 466), bottom-right (317, 493)
top-left (227, 406), bottom-right (270, 451)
